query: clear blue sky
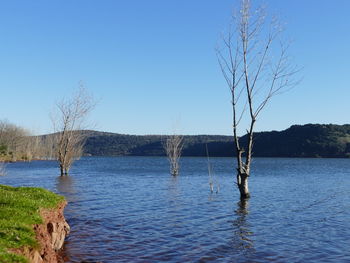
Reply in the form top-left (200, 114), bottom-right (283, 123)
top-left (1, 0), bottom-right (349, 135)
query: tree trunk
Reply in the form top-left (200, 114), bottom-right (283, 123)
top-left (60, 165), bottom-right (64, 177)
top-left (171, 162), bottom-right (178, 176)
top-left (237, 172), bottom-right (250, 199)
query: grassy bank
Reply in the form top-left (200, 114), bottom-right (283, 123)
top-left (0, 185), bottom-right (64, 263)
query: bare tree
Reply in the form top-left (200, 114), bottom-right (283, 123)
top-left (51, 88), bottom-right (94, 176)
top-left (164, 134), bottom-right (183, 176)
top-left (206, 144), bottom-right (220, 194)
top-left (217, 0), bottom-right (298, 199)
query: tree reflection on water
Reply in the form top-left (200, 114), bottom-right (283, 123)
top-left (232, 198), bottom-right (254, 252)
top-left (56, 175), bottom-right (75, 195)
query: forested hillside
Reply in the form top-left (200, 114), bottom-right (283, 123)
top-left (83, 124), bottom-right (350, 158)
top-left (246, 124), bottom-right (350, 158)
top-left (83, 132), bottom-right (234, 157)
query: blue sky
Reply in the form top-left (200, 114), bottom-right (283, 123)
top-left (1, 0), bottom-right (349, 135)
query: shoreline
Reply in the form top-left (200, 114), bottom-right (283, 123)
top-left (0, 185), bottom-right (70, 263)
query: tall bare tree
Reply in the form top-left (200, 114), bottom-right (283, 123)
top-left (217, 0), bottom-right (298, 199)
top-left (51, 88), bottom-right (94, 176)
top-left (164, 134), bottom-right (183, 176)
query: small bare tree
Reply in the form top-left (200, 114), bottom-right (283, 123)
top-left (51, 88), bottom-right (94, 176)
top-left (206, 144), bottom-right (220, 194)
top-left (217, 0), bottom-right (298, 199)
top-left (164, 134), bottom-right (183, 176)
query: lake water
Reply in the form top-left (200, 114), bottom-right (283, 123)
top-left (1, 157), bottom-right (350, 262)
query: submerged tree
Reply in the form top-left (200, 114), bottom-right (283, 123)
top-left (206, 144), bottom-right (219, 193)
top-left (164, 134), bottom-right (183, 176)
top-left (51, 88), bottom-right (94, 176)
top-left (217, 0), bottom-right (298, 199)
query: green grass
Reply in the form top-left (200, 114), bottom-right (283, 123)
top-left (0, 185), bottom-right (65, 263)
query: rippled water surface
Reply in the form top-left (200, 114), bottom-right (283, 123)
top-left (2, 157), bottom-right (350, 262)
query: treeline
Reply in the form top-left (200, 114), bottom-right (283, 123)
top-left (83, 131), bottom-right (234, 157)
top-left (82, 124), bottom-right (350, 158)
top-left (0, 120), bottom-right (55, 162)
top-left (246, 124), bottom-right (350, 158)
top-left (2, 123), bottom-right (350, 160)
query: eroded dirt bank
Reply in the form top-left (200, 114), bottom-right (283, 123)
top-left (13, 201), bottom-right (70, 263)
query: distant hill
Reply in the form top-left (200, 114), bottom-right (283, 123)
top-left (83, 131), bottom-right (234, 157)
top-left (82, 124), bottom-right (350, 158)
top-left (245, 124), bottom-right (350, 158)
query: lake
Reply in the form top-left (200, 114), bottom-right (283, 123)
top-left (1, 157), bottom-right (350, 262)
